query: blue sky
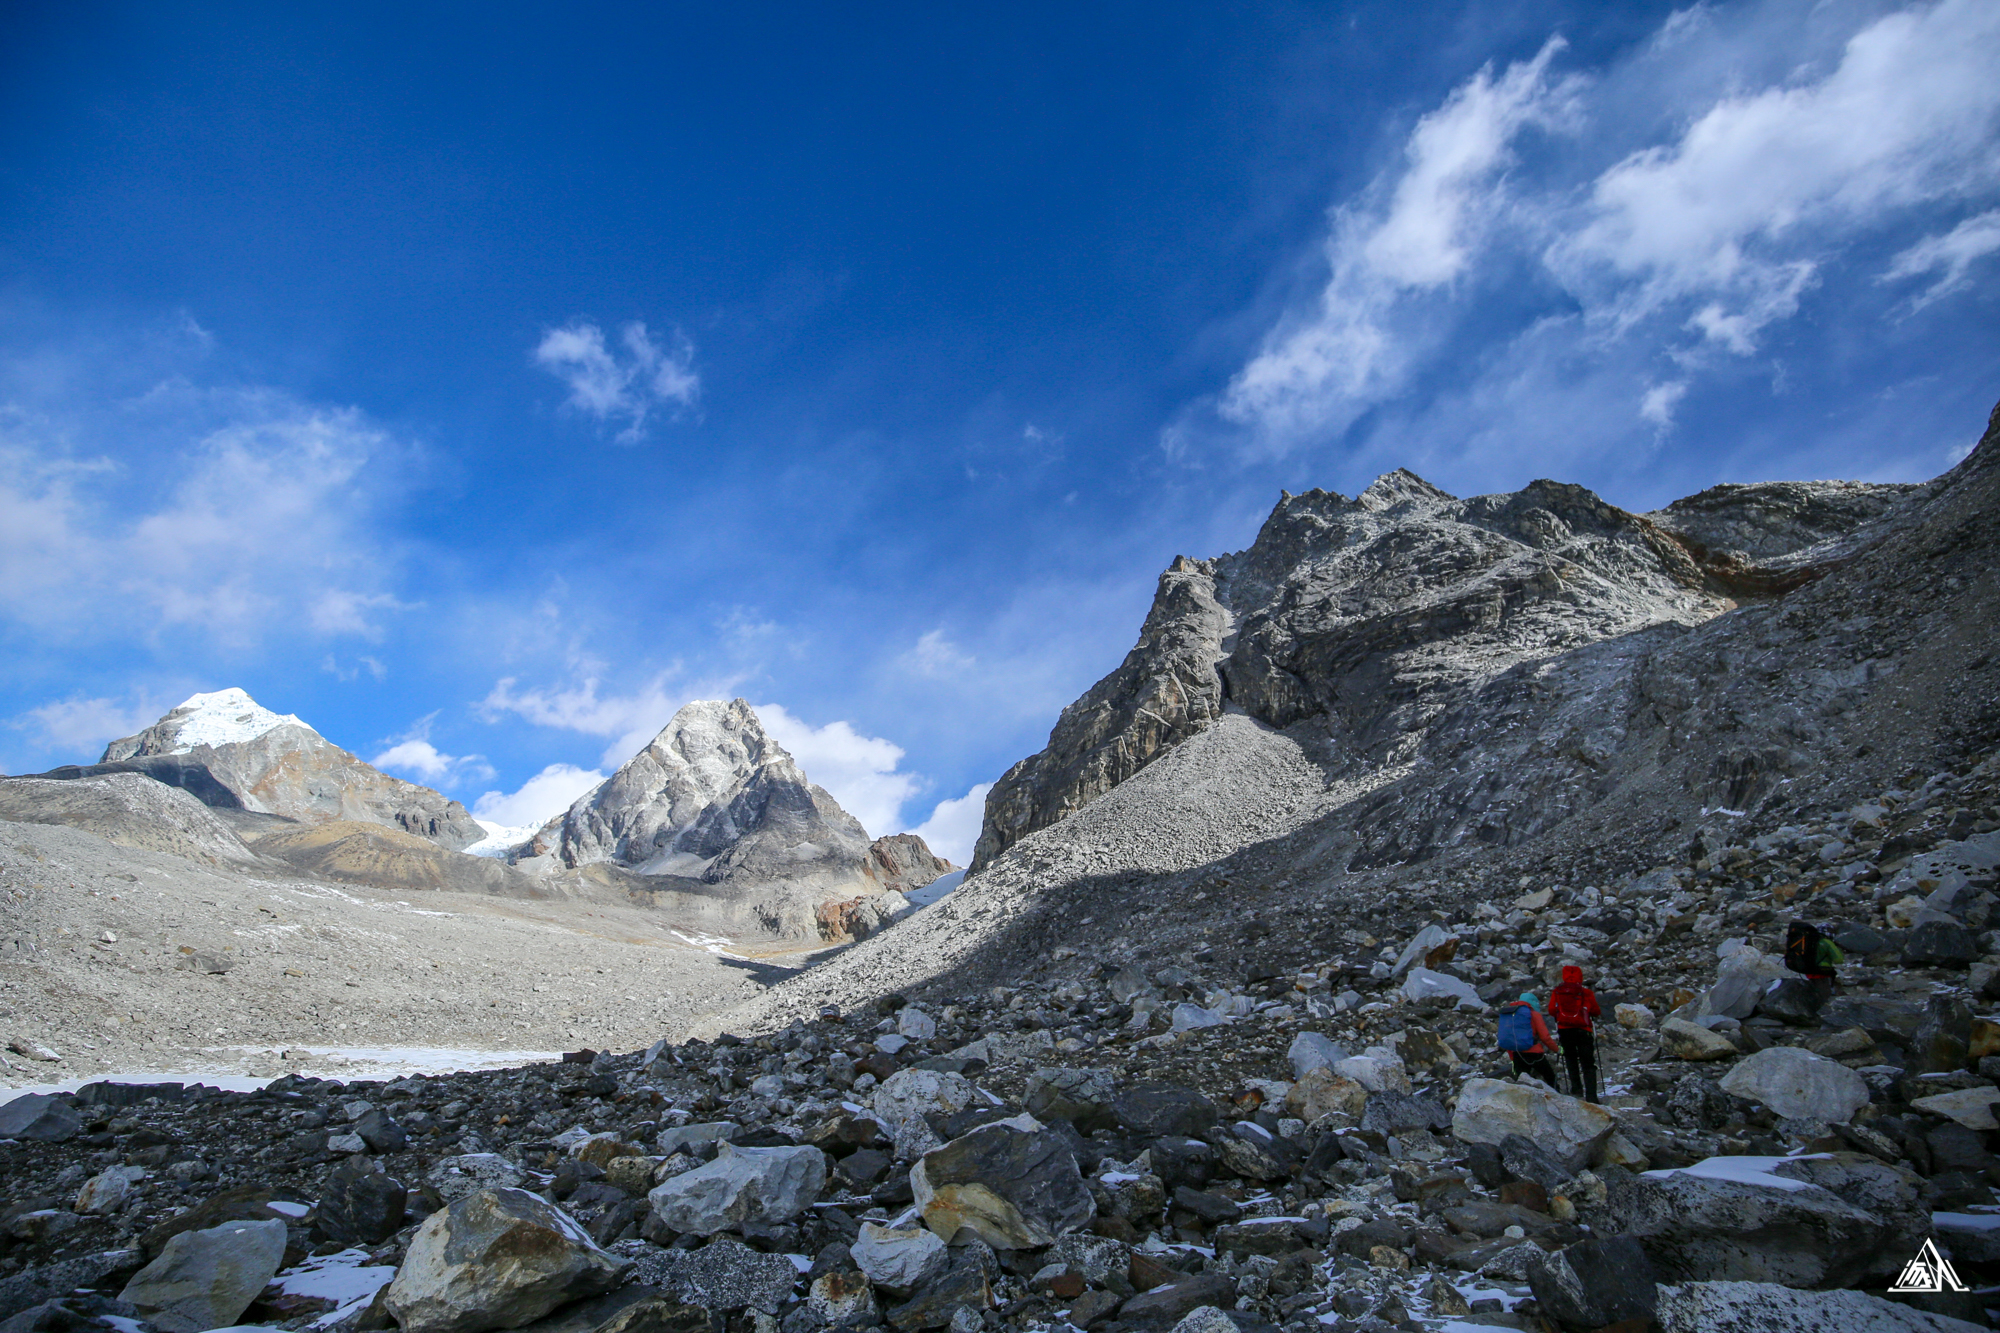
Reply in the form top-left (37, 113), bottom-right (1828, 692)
top-left (3, 0), bottom-right (1996, 863)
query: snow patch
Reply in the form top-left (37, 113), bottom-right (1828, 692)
top-left (159, 688), bottom-right (305, 751)
top-left (905, 869), bottom-right (963, 908)
top-left (1642, 1154), bottom-right (1827, 1192)
top-left (464, 820), bottom-right (538, 859)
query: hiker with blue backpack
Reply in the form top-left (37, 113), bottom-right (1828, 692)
top-left (1496, 991), bottom-right (1560, 1089)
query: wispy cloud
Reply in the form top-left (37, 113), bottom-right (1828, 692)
top-left (1195, 0), bottom-right (2000, 464)
top-left (7, 691), bottom-right (165, 762)
top-left (901, 629), bottom-right (975, 679)
top-left (532, 320), bottom-right (699, 442)
top-left (479, 670), bottom-right (698, 769)
top-left (1882, 208), bottom-right (2000, 308)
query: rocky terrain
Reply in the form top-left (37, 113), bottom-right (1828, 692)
top-left (1, 402), bottom-right (1996, 1333)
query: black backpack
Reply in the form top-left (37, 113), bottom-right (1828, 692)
top-left (1784, 921), bottom-right (1822, 975)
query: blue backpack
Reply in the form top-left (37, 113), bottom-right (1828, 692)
top-left (1496, 1004), bottom-right (1537, 1052)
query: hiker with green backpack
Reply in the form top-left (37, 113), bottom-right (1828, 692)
top-left (1496, 991), bottom-right (1560, 1090)
top-left (1786, 920), bottom-right (1845, 1004)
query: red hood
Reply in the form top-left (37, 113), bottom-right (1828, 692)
top-left (1560, 965), bottom-right (1584, 986)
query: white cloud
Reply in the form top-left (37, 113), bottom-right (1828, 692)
top-left (905, 782), bottom-right (991, 868)
top-left (9, 692), bottom-right (165, 761)
top-left (1205, 0), bottom-right (2000, 461)
top-left (533, 320), bottom-right (699, 443)
top-left (1218, 39), bottom-right (1576, 447)
top-left (472, 762), bottom-right (607, 829)
top-left (1639, 379), bottom-right (1688, 429)
top-left (369, 715), bottom-right (495, 789)
top-left (753, 703), bottom-right (921, 838)
top-left (479, 671), bottom-right (692, 769)
top-left (1883, 208), bottom-right (2000, 307)
top-left (0, 392), bottom-right (409, 648)
top-left (902, 629), bottom-right (975, 678)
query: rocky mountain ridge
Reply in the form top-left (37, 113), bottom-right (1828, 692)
top-left (973, 472), bottom-right (1922, 872)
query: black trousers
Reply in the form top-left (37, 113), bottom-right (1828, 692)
top-left (1510, 1051), bottom-right (1559, 1089)
top-left (1559, 1027), bottom-right (1599, 1103)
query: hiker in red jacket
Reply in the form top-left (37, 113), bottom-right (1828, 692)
top-left (1548, 964), bottom-right (1602, 1103)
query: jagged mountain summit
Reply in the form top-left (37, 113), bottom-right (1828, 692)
top-left (67, 687), bottom-right (486, 850)
top-left (514, 698), bottom-right (951, 941)
top-left (973, 471), bottom-right (1921, 871)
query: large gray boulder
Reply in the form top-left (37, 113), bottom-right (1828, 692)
top-left (118, 1218), bottom-right (288, 1333)
top-left (1591, 1155), bottom-right (1924, 1289)
top-left (911, 1114), bottom-right (1095, 1249)
top-left (1286, 1033), bottom-right (1347, 1079)
top-left (1023, 1068), bottom-right (1117, 1128)
top-left (0, 1095), bottom-right (82, 1144)
top-left (1450, 1077), bottom-right (1615, 1172)
top-left (1719, 1047), bottom-right (1869, 1124)
top-left (384, 1188), bottom-right (631, 1333)
top-left (645, 1142), bottom-right (826, 1235)
top-left (1655, 1280), bottom-right (1985, 1331)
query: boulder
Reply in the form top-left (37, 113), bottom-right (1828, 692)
top-left (851, 1222), bottom-right (948, 1293)
top-left (505, 1287), bottom-right (708, 1333)
top-left (1390, 924), bottom-right (1450, 977)
top-left (1170, 1004), bottom-right (1227, 1032)
top-left (808, 1270), bottom-right (878, 1327)
top-left (118, 1218), bottom-right (287, 1333)
top-left (1213, 1123), bottom-right (1300, 1182)
top-left (1283, 1068), bottom-right (1366, 1123)
top-left (1719, 1047), bottom-right (1869, 1124)
top-left (655, 1122), bottom-right (737, 1156)
top-left (1592, 1158), bottom-right (1916, 1288)
top-left (1399, 967), bottom-right (1485, 1011)
top-left (1116, 1273), bottom-right (1237, 1328)
top-left (1909, 996), bottom-right (1974, 1075)
top-left (1911, 1087), bottom-right (2000, 1131)
top-left (1333, 1054), bottom-right (1411, 1094)
top-left (1358, 1092), bottom-right (1451, 1137)
top-left (1286, 1033), bottom-right (1346, 1079)
top-left (1615, 1002), bottom-right (1656, 1029)
top-left (74, 1166), bottom-right (146, 1216)
top-left (1450, 1078), bottom-right (1615, 1172)
top-left (1654, 1279), bottom-right (1987, 1332)
top-left (316, 1158), bottom-right (408, 1246)
top-left (428, 1154), bottom-right (527, 1202)
top-left (883, 1252), bottom-right (991, 1331)
top-left (0, 1095), bottom-right (81, 1144)
top-left (642, 1237), bottom-right (797, 1313)
top-left (1024, 1068), bottom-right (1116, 1128)
top-left (646, 1143), bottom-right (826, 1236)
top-left (1112, 1083), bottom-right (1218, 1138)
top-left (138, 1185), bottom-right (312, 1260)
top-left (897, 1008), bottom-right (937, 1041)
top-left (1525, 1236), bottom-right (1657, 1332)
top-left (873, 1070), bottom-right (974, 1159)
top-left (910, 1114), bottom-right (1094, 1249)
top-left (1903, 921), bottom-right (1980, 968)
top-left (1659, 1018), bottom-right (1738, 1060)
top-left (1754, 978), bottom-right (1824, 1025)
top-left (384, 1188), bottom-right (630, 1333)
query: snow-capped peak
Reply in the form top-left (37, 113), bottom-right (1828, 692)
top-left (158, 688), bottom-right (307, 752)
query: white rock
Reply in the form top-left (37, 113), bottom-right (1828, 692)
top-left (873, 1068), bottom-right (974, 1159)
top-left (896, 1008), bottom-right (937, 1041)
top-left (1450, 1077), bottom-right (1616, 1172)
top-left (851, 1220), bottom-right (949, 1292)
top-left (1287, 1032), bottom-right (1347, 1079)
top-left (1910, 1087), bottom-right (2000, 1131)
top-left (1334, 1054), bottom-right (1411, 1095)
top-left (1719, 1047), bottom-right (1869, 1125)
top-left (1400, 966), bottom-right (1487, 1010)
top-left (74, 1165), bottom-right (146, 1215)
top-left (1170, 1003), bottom-right (1228, 1032)
top-left (1391, 924), bottom-right (1450, 976)
top-left (1614, 1003), bottom-right (1656, 1029)
top-left (646, 1142), bottom-right (827, 1235)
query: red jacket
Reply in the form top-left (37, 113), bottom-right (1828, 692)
top-left (1548, 966), bottom-right (1601, 1031)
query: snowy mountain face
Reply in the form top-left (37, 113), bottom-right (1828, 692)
top-left (90, 688), bottom-right (484, 851)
